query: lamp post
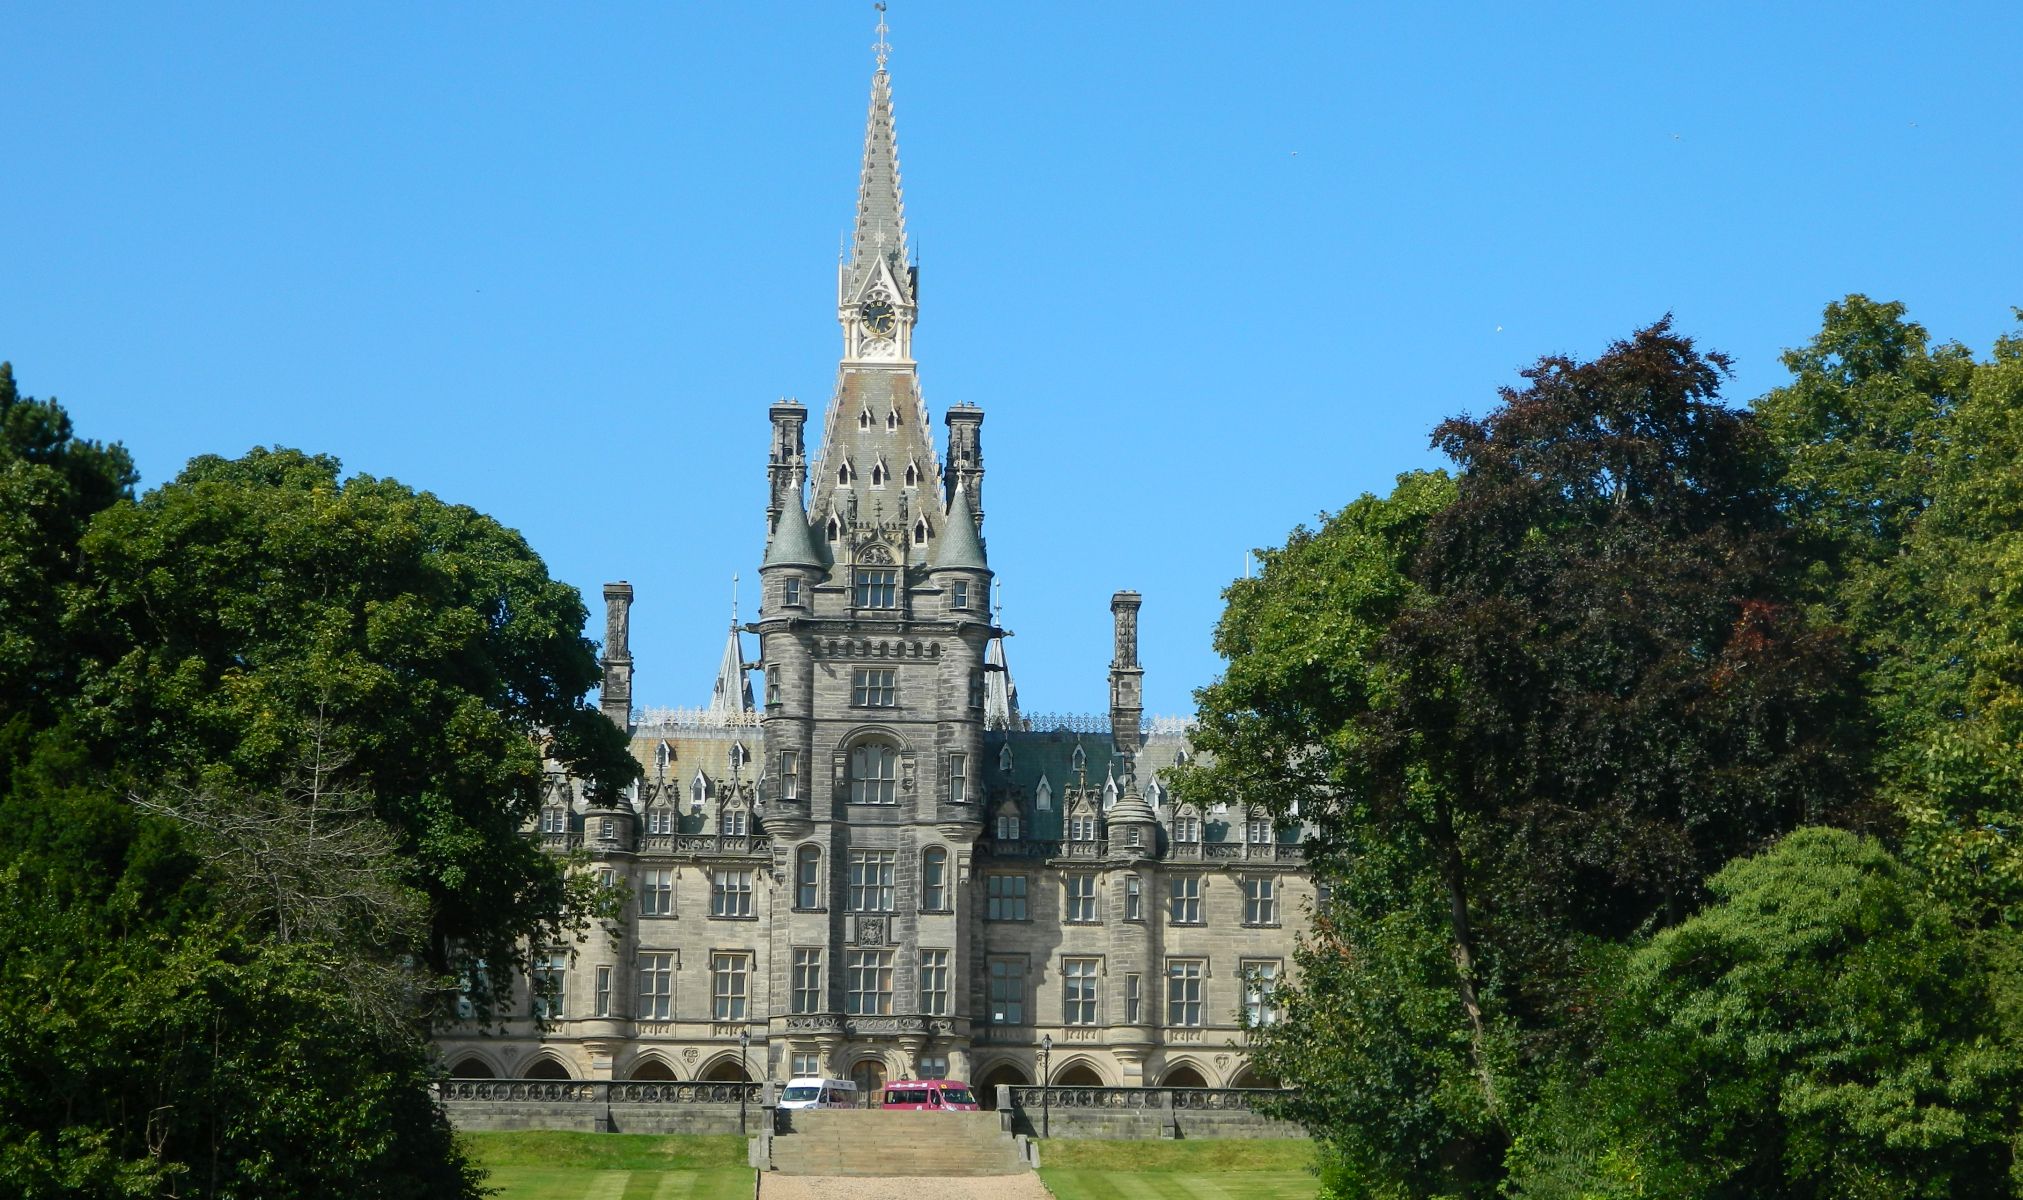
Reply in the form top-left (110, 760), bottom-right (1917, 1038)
top-left (1039, 1034), bottom-right (1053, 1140)
top-left (739, 1028), bottom-right (751, 1135)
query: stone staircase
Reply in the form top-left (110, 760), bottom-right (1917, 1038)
top-left (763, 1109), bottom-right (1033, 1176)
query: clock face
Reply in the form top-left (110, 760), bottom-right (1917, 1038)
top-left (860, 299), bottom-right (896, 337)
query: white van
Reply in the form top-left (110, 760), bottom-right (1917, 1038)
top-left (779, 1077), bottom-right (859, 1110)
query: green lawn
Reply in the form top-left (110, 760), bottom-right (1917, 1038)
top-left (460, 1131), bottom-right (751, 1200)
top-left (1037, 1138), bottom-right (1315, 1200)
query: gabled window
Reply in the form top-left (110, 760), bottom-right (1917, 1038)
top-left (837, 460), bottom-right (853, 485)
top-left (858, 408), bottom-right (872, 429)
top-left (995, 810), bottom-right (1021, 841)
top-left (871, 461), bottom-right (887, 488)
top-left (914, 519), bottom-right (928, 545)
top-left (904, 461), bottom-right (918, 487)
top-left (1071, 744), bottom-right (1087, 773)
top-left (886, 408), bottom-right (899, 430)
top-left (539, 807), bottom-right (567, 835)
top-left (826, 517), bottom-right (840, 541)
top-left (999, 743), bottom-right (1013, 772)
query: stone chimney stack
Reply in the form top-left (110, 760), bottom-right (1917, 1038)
top-left (600, 581), bottom-right (634, 729)
top-left (767, 400), bottom-right (807, 535)
top-left (944, 404), bottom-right (985, 526)
top-left (1109, 590), bottom-right (1144, 758)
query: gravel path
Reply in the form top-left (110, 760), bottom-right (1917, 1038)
top-left (759, 1174), bottom-right (1053, 1200)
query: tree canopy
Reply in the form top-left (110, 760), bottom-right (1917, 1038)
top-left (0, 369), bottom-right (633, 1196)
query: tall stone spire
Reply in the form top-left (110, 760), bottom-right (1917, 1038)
top-left (808, 11), bottom-right (947, 557)
top-left (842, 4), bottom-right (914, 313)
top-left (709, 615), bottom-right (754, 718)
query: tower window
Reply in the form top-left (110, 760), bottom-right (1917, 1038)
top-left (853, 568), bottom-right (897, 609)
top-left (838, 461), bottom-right (853, 486)
top-left (850, 668), bottom-right (897, 708)
top-left (848, 739), bottom-right (899, 804)
top-left (904, 462), bottom-right (918, 487)
top-left (951, 580), bottom-right (969, 609)
top-left (859, 409), bottom-right (872, 429)
top-left (826, 518), bottom-right (840, 541)
top-left (886, 409), bottom-right (899, 429)
top-left (913, 519), bottom-right (927, 545)
top-left (782, 578), bottom-right (802, 607)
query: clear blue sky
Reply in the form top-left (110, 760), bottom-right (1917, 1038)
top-left (5, 2), bottom-right (2019, 717)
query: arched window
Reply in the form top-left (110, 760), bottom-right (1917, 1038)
top-left (523, 1057), bottom-right (571, 1080)
top-left (904, 462), bottom-right (918, 487)
top-left (886, 409), bottom-right (899, 430)
top-left (871, 462), bottom-right (887, 488)
top-left (858, 408), bottom-right (872, 429)
top-left (826, 517), bottom-right (841, 541)
top-left (913, 519), bottom-right (928, 545)
top-left (922, 847), bottom-right (949, 911)
top-left (838, 460), bottom-right (854, 486)
top-left (849, 740), bottom-right (899, 805)
top-left (796, 845), bottom-right (822, 909)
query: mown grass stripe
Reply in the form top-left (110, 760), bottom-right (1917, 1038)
top-left (583, 1171), bottom-right (632, 1200)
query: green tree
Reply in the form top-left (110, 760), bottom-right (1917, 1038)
top-left (67, 447), bottom-right (638, 991)
top-left (1756, 300), bottom-right (2023, 922)
top-left (0, 363), bottom-right (136, 738)
top-left (1507, 828), bottom-right (2022, 1199)
top-left (1191, 321), bottom-right (1870, 1195)
top-left (0, 736), bottom-right (483, 1199)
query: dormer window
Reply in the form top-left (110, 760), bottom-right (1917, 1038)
top-left (730, 742), bottom-right (748, 772)
top-left (690, 771), bottom-right (709, 813)
top-left (1035, 774), bottom-right (1054, 812)
top-left (721, 807), bottom-right (748, 837)
top-left (914, 519), bottom-right (928, 545)
top-left (859, 408), bottom-right (872, 429)
top-left (886, 409), bottom-right (899, 430)
top-left (838, 461), bottom-right (854, 486)
top-left (826, 517), bottom-right (841, 541)
top-left (904, 462), bottom-right (918, 487)
top-left (999, 744), bottom-right (1013, 772)
top-left (654, 741), bottom-right (672, 775)
top-left (1071, 745), bottom-right (1087, 774)
top-left (539, 807), bottom-right (567, 835)
top-left (870, 461), bottom-right (887, 488)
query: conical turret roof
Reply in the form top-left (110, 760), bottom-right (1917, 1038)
top-left (763, 483), bottom-right (826, 569)
top-left (930, 481), bottom-right (987, 571)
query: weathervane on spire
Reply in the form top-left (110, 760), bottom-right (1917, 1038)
top-left (872, 2), bottom-right (891, 72)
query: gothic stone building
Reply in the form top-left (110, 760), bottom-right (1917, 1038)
top-left (434, 40), bottom-right (1311, 1099)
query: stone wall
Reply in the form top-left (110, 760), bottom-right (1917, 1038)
top-left (1000, 1085), bottom-right (1303, 1140)
top-left (438, 1079), bottom-right (761, 1135)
